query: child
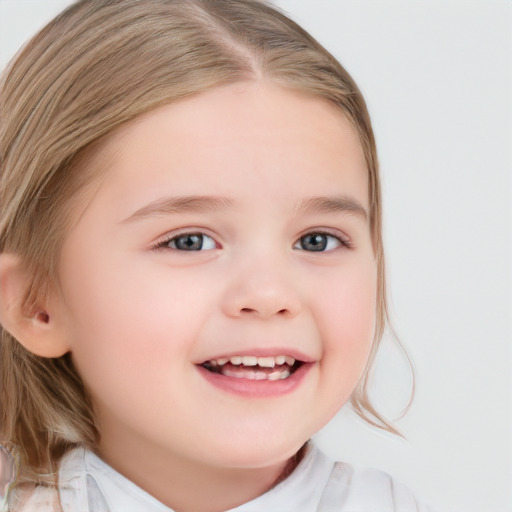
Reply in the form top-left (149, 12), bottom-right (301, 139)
top-left (0, 1), bottom-right (433, 510)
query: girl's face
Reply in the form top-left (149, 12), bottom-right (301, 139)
top-left (57, 82), bottom-right (376, 473)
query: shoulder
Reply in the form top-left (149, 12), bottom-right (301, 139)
top-left (318, 458), bottom-right (435, 512)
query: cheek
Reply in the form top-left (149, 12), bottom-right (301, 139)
top-left (318, 260), bottom-right (377, 379)
top-left (59, 253), bottom-right (195, 392)
top-left (58, 241), bottom-right (226, 389)
top-left (294, 259), bottom-right (377, 435)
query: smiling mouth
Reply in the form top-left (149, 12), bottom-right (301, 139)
top-left (201, 355), bottom-right (303, 381)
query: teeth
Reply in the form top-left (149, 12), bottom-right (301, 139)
top-left (222, 368), bottom-right (292, 381)
top-left (268, 370), bottom-right (291, 381)
top-left (207, 355), bottom-right (297, 367)
top-left (257, 357), bottom-right (275, 368)
top-left (285, 356), bottom-right (295, 366)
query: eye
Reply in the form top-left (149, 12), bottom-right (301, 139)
top-left (293, 232), bottom-right (346, 252)
top-left (155, 232), bottom-right (217, 251)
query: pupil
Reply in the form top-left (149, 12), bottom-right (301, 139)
top-left (302, 233), bottom-right (327, 251)
top-left (176, 234), bottom-right (203, 250)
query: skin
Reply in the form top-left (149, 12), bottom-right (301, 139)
top-left (53, 81), bottom-right (377, 512)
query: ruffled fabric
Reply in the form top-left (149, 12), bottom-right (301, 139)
top-left (4, 485), bottom-right (61, 512)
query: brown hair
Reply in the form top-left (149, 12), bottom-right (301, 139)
top-left (0, 0), bottom-right (407, 485)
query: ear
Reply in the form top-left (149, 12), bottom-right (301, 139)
top-left (0, 253), bottom-right (71, 358)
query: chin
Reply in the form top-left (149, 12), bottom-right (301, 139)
top-left (206, 433), bottom-right (308, 470)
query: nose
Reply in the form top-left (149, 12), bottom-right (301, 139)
top-left (221, 256), bottom-right (302, 320)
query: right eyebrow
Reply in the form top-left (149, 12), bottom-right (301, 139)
top-left (120, 195), bottom-right (235, 224)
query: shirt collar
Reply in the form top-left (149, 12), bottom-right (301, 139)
top-left (58, 443), bottom-right (335, 512)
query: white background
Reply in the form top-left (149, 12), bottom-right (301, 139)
top-left (1, 1), bottom-right (511, 511)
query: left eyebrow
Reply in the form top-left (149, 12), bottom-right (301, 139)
top-left (295, 196), bottom-right (368, 220)
top-left (120, 195), bottom-right (235, 224)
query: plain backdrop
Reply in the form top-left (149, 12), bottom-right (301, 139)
top-left (1, 1), bottom-right (511, 511)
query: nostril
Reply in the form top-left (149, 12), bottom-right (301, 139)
top-left (240, 307), bottom-right (289, 316)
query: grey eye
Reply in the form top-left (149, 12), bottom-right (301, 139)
top-left (294, 233), bottom-right (342, 252)
top-left (168, 233), bottom-right (216, 251)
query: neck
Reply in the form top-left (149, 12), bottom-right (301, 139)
top-left (96, 434), bottom-right (305, 512)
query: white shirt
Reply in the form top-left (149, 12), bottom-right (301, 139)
top-left (9, 443), bottom-right (433, 511)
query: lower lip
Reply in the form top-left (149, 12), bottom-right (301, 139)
top-left (196, 363), bottom-right (313, 397)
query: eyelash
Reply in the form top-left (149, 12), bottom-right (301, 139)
top-left (150, 232), bottom-right (217, 251)
top-left (293, 231), bottom-right (352, 252)
top-left (151, 230), bottom-right (352, 252)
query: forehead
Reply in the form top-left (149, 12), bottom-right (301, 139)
top-left (82, 81), bottom-right (369, 219)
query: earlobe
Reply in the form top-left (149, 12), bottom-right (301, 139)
top-left (0, 253), bottom-right (71, 358)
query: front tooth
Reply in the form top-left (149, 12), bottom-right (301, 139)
top-left (258, 357), bottom-right (275, 368)
top-left (275, 355), bottom-right (286, 365)
top-left (284, 356), bottom-right (295, 366)
top-left (241, 356), bottom-right (258, 366)
top-left (217, 357), bottom-right (229, 365)
top-left (230, 356), bottom-right (242, 365)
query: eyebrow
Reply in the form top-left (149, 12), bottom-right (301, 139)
top-left (295, 196), bottom-right (368, 220)
top-left (120, 195), bottom-right (235, 223)
top-left (121, 194), bottom-right (368, 224)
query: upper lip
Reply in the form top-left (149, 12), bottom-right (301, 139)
top-left (197, 348), bottom-right (316, 365)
